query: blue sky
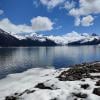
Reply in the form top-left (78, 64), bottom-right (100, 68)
top-left (0, 0), bottom-right (100, 35)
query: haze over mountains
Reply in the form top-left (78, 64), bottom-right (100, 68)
top-left (0, 28), bottom-right (100, 47)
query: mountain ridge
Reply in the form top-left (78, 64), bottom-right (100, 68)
top-left (0, 28), bottom-right (100, 47)
top-left (0, 28), bottom-right (57, 47)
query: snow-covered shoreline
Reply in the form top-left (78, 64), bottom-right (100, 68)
top-left (0, 62), bottom-right (100, 100)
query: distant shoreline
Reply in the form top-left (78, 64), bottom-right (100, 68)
top-left (0, 44), bottom-right (100, 47)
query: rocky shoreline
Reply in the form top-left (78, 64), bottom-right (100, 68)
top-left (58, 61), bottom-right (100, 81)
top-left (0, 62), bottom-right (100, 100)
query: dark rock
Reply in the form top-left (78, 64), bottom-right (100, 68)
top-left (18, 89), bottom-right (35, 96)
top-left (81, 79), bottom-right (85, 81)
top-left (14, 93), bottom-right (19, 95)
top-left (72, 93), bottom-right (88, 98)
top-left (81, 84), bottom-right (89, 89)
top-left (74, 98), bottom-right (77, 100)
top-left (35, 83), bottom-right (53, 90)
top-left (92, 76), bottom-right (100, 79)
top-left (58, 67), bottom-right (87, 81)
top-left (5, 96), bottom-right (17, 100)
top-left (93, 88), bottom-right (100, 96)
top-left (27, 90), bottom-right (35, 94)
top-left (5, 89), bottom-right (36, 100)
top-left (51, 98), bottom-right (57, 100)
top-left (95, 80), bottom-right (100, 86)
top-left (58, 62), bottom-right (100, 81)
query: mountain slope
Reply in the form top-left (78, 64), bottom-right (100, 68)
top-left (47, 32), bottom-right (100, 45)
top-left (0, 29), bottom-right (19, 46)
top-left (68, 38), bottom-right (100, 45)
top-left (0, 28), bottom-right (57, 47)
top-left (0, 28), bottom-right (100, 46)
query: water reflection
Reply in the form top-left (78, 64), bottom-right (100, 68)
top-left (0, 46), bottom-right (100, 79)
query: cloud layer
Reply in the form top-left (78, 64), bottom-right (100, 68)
top-left (0, 18), bottom-right (33, 34)
top-left (69, 0), bottom-right (100, 26)
top-left (0, 16), bottom-right (54, 34)
top-left (40, 0), bottom-right (65, 9)
top-left (69, 0), bottom-right (100, 16)
top-left (39, 0), bottom-right (99, 27)
top-left (63, 1), bottom-right (75, 10)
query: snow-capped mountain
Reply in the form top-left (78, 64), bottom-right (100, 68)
top-left (13, 31), bottom-right (100, 45)
top-left (0, 28), bottom-right (19, 46)
top-left (13, 32), bottom-right (46, 42)
top-left (0, 28), bottom-right (100, 46)
top-left (0, 28), bottom-right (56, 47)
top-left (47, 31), bottom-right (100, 45)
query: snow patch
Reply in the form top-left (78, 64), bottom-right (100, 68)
top-left (0, 67), bottom-right (100, 100)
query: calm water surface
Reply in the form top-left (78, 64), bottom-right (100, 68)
top-left (0, 46), bottom-right (100, 79)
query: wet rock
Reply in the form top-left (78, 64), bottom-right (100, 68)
top-left (19, 89), bottom-right (35, 96)
top-left (93, 88), bottom-right (100, 96)
top-left (58, 62), bottom-right (100, 81)
top-left (14, 93), bottom-right (19, 96)
top-left (72, 92), bottom-right (88, 98)
top-left (74, 98), bottom-right (77, 100)
top-left (58, 67), bottom-right (87, 81)
top-left (81, 79), bottom-right (85, 81)
top-left (51, 98), bottom-right (57, 100)
top-left (22, 89), bottom-right (35, 94)
top-left (35, 83), bottom-right (53, 90)
top-left (27, 90), bottom-right (35, 94)
top-left (5, 89), bottom-right (35, 100)
top-left (5, 96), bottom-right (17, 100)
top-left (81, 84), bottom-right (89, 89)
top-left (95, 80), bottom-right (100, 86)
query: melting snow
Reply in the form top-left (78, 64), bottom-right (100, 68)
top-left (0, 67), bottom-right (100, 100)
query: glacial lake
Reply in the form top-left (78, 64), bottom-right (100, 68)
top-left (0, 45), bottom-right (100, 79)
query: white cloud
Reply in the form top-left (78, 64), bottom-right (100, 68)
top-left (0, 18), bottom-right (33, 34)
top-left (33, 1), bottom-right (39, 8)
top-left (0, 9), bottom-right (4, 15)
top-left (40, 0), bottom-right (65, 9)
top-left (63, 1), bottom-right (75, 10)
top-left (0, 16), bottom-right (54, 34)
top-left (69, 0), bottom-right (100, 17)
top-left (75, 17), bottom-right (81, 26)
top-left (69, 8), bottom-right (81, 17)
top-left (81, 15), bottom-right (94, 26)
top-left (69, 0), bottom-right (100, 27)
top-left (31, 16), bottom-right (54, 31)
top-left (73, 15), bottom-right (94, 27)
